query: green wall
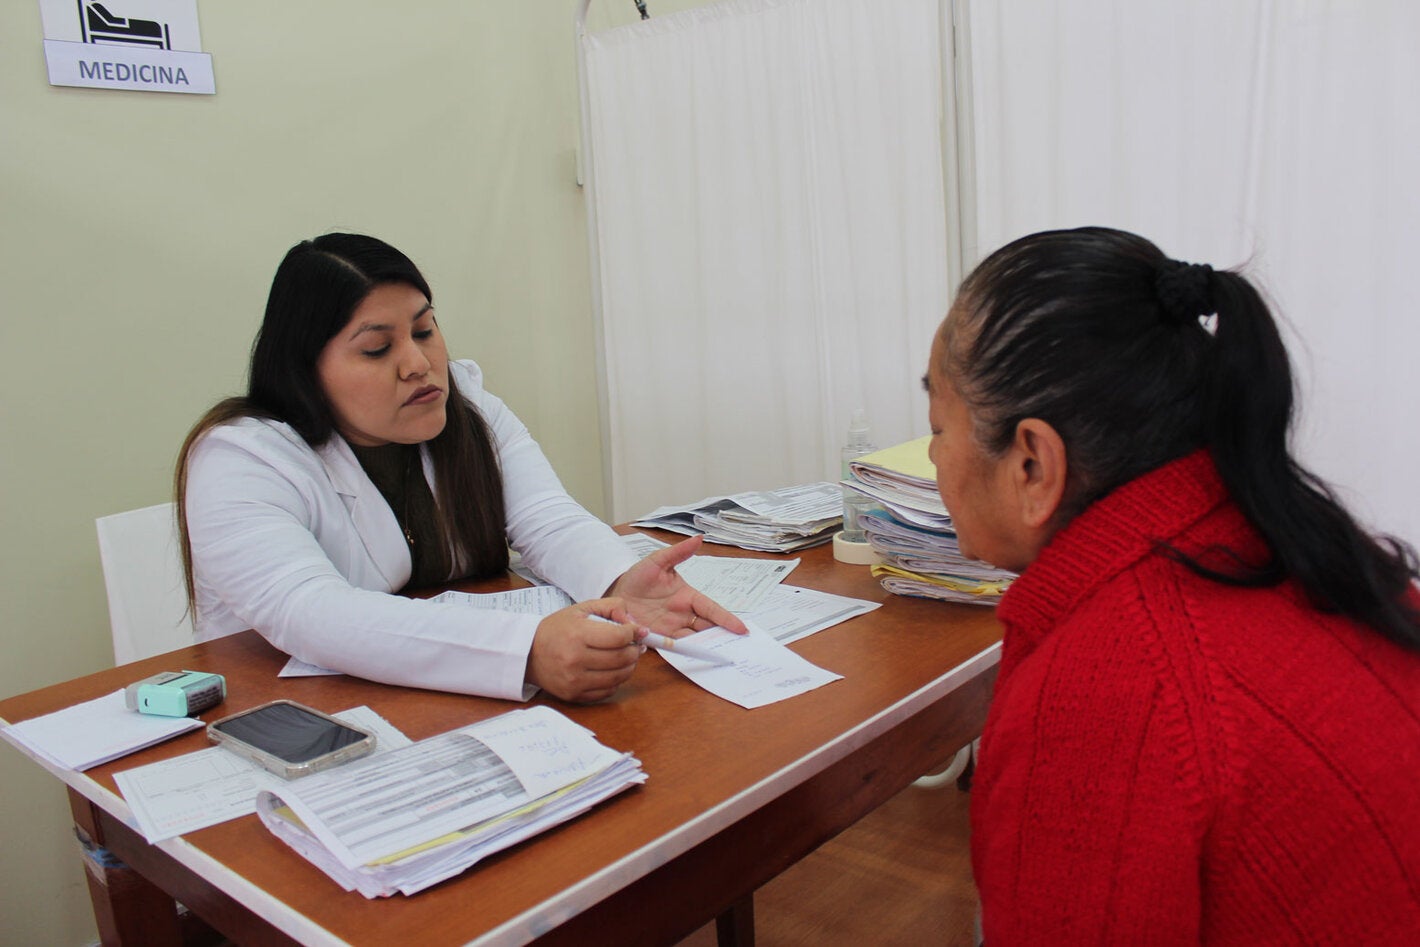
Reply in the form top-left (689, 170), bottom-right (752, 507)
top-left (0, 1), bottom-right (697, 941)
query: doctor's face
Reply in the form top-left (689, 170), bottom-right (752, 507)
top-left (316, 282), bottom-right (450, 447)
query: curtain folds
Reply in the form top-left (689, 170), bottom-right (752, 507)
top-left (964, 0), bottom-right (1420, 548)
top-left (582, 0), bottom-right (949, 521)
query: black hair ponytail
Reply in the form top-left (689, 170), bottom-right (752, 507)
top-left (1196, 267), bottom-right (1420, 648)
top-left (948, 226), bottom-right (1420, 651)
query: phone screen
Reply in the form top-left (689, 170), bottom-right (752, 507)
top-left (211, 702), bottom-right (368, 764)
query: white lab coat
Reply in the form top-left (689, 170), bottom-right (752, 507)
top-left (184, 360), bottom-right (639, 700)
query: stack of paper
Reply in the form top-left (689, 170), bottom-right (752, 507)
top-left (842, 436), bottom-right (953, 532)
top-left (115, 706), bottom-right (412, 844)
top-left (255, 706), bottom-right (645, 898)
top-left (864, 512), bottom-right (1014, 605)
top-left (843, 438), bottom-right (1015, 605)
top-left (3, 690), bottom-right (204, 771)
top-left (633, 483), bottom-right (842, 552)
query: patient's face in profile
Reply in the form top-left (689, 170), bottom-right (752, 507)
top-left (316, 282), bottom-right (451, 447)
top-left (925, 326), bottom-right (1021, 570)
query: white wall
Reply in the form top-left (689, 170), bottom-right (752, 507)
top-left (0, 1), bottom-right (679, 941)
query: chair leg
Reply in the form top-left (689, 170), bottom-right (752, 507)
top-left (715, 893), bottom-right (755, 947)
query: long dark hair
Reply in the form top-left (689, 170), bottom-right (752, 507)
top-left (941, 226), bottom-right (1420, 650)
top-left (175, 234), bottom-right (508, 614)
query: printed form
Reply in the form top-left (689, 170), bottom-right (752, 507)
top-left (655, 621), bottom-right (842, 709)
top-left (114, 706), bottom-right (411, 843)
top-left (279, 707), bottom-right (624, 870)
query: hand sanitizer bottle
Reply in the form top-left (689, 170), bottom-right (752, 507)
top-left (834, 410), bottom-right (882, 564)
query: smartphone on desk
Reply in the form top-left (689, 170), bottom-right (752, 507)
top-left (207, 700), bottom-right (375, 779)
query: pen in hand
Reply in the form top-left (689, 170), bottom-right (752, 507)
top-left (641, 631), bottom-right (739, 667)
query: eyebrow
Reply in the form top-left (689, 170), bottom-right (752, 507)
top-left (349, 302), bottom-right (434, 340)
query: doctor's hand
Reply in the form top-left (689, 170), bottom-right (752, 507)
top-left (526, 599), bottom-right (644, 703)
top-left (607, 535), bottom-right (749, 640)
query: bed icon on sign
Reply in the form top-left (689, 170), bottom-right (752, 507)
top-left (79, 2), bottom-right (172, 50)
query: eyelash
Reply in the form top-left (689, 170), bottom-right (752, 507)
top-left (361, 328), bottom-right (436, 358)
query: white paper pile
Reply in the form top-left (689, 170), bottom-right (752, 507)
top-left (4, 690), bottom-right (203, 771)
top-left (114, 706), bottom-right (411, 844)
top-left (842, 437), bottom-right (1014, 605)
top-left (633, 483), bottom-right (842, 552)
top-left (254, 706), bottom-right (645, 897)
top-left (862, 511), bottom-right (1014, 605)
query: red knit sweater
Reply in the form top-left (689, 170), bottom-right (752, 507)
top-left (972, 450), bottom-right (1420, 945)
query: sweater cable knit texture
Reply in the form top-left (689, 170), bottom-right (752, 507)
top-left (971, 449), bottom-right (1420, 945)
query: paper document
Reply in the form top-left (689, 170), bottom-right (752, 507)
top-left (673, 556), bottom-right (798, 612)
top-left (634, 483), bottom-right (843, 552)
top-left (739, 584), bottom-right (880, 645)
top-left (272, 545), bottom-right (861, 692)
top-left (621, 533), bottom-right (878, 642)
top-left (575, 539), bottom-right (805, 612)
top-left (114, 706), bottom-right (411, 844)
top-left (620, 530), bottom-right (670, 558)
top-left (718, 483), bottom-right (845, 526)
top-left (843, 477), bottom-right (950, 521)
top-left (438, 560), bottom-right (799, 621)
top-left (837, 436), bottom-right (1015, 605)
top-left (861, 509), bottom-right (1014, 605)
top-left (4, 690), bottom-right (203, 771)
top-left (849, 435), bottom-right (938, 483)
top-left (279, 657), bottom-right (340, 678)
top-left (255, 706), bottom-right (645, 897)
top-left (429, 585), bottom-right (577, 614)
top-left (654, 622), bottom-right (842, 709)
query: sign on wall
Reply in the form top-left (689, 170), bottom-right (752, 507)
top-left (39, 0), bottom-right (215, 95)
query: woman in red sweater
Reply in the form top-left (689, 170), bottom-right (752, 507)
top-left (925, 227), bottom-right (1419, 944)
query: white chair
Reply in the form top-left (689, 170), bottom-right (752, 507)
top-left (96, 502), bottom-right (195, 664)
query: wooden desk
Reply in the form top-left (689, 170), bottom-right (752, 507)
top-left (0, 534), bottom-right (1000, 946)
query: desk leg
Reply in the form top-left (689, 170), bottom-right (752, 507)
top-left (69, 789), bottom-right (184, 947)
top-left (715, 895), bottom-right (755, 947)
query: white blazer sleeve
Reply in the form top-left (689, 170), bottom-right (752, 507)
top-left (184, 363), bottom-right (639, 701)
top-left (185, 420), bottom-right (539, 700)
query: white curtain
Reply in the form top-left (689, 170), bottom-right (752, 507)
top-left (963, 0), bottom-right (1420, 549)
top-left (581, 0), bottom-right (950, 522)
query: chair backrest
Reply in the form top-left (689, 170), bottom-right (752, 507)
top-left (96, 502), bottom-right (195, 664)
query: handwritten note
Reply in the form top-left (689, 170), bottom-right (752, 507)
top-left (464, 706), bottom-right (620, 799)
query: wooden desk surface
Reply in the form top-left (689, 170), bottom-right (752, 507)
top-left (0, 533), bottom-right (1000, 946)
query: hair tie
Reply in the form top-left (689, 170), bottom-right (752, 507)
top-left (1154, 259), bottom-right (1215, 327)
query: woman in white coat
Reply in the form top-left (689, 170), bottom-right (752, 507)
top-left (176, 233), bottom-right (744, 703)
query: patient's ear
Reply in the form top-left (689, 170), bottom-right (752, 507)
top-left (1009, 418), bottom-right (1067, 532)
